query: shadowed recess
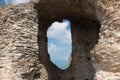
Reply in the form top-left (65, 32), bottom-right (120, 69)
top-left (35, 0), bottom-right (101, 80)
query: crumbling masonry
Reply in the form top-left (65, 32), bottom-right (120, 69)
top-left (0, 0), bottom-right (120, 80)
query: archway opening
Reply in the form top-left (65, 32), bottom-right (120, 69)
top-left (47, 19), bottom-right (72, 69)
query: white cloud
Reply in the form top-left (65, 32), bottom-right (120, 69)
top-left (48, 43), bottom-right (58, 53)
top-left (47, 21), bottom-right (72, 44)
top-left (48, 43), bottom-right (67, 61)
top-left (48, 43), bottom-right (63, 54)
top-left (14, 0), bottom-right (30, 4)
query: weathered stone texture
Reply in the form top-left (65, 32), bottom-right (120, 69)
top-left (0, 3), bottom-right (40, 80)
top-left (91, 0), bottom-right (120, 79)
top-left (0, 0), bottom-right (120, 80)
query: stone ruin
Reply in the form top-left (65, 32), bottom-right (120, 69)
top-left (0, 0), bottom-right (120, 80)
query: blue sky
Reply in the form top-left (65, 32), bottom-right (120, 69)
top-left (0, 0), bottom-right (5, 6)
top-left (0, 0), bottom-right (30, 6)
top-left (47, 20), bottom-right (72, 69)
top-left (0, 0), bottom-right (72, 69)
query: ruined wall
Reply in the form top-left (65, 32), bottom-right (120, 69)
top-left (0, 3), bottom-right (40, 80)
top-left (92, 0), bottom-right (120, 79)
top-left (0, 0), bottom-right (120, 80)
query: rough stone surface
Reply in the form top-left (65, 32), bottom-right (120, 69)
top-left (0, 3), bottom-right (40, 80)
top-left (92, 0), bottom-right (120, 79)
top-left (0, 0), bottom-right (120, 80)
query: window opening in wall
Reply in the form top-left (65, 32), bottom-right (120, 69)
top-left (47, 19), bottom-right (72, 69)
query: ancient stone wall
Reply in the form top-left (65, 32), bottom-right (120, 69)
top-left (92, 0), bottom-right (120, 79)
top-left (0, 3), bottom-right (40, 80)
top-left (0, 0), bottom-right (120, 80)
